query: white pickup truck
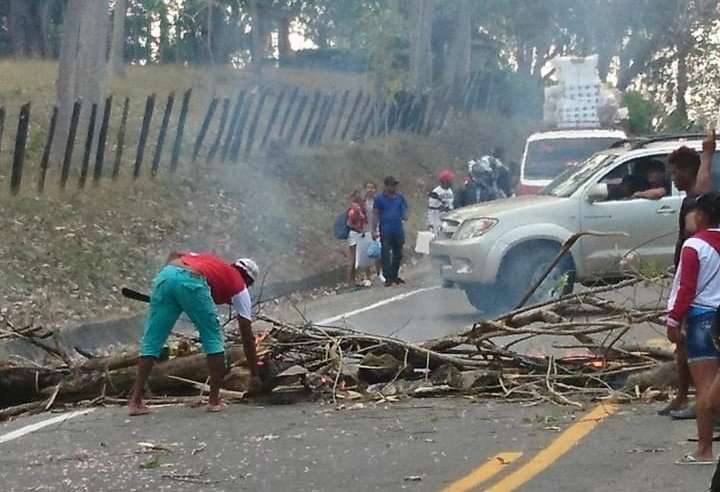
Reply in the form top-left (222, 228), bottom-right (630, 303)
top-left (519, 129), bottom-right (627, 195)
top-left (431, 135), bottom-right (717, 315)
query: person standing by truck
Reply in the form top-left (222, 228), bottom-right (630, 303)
top-left (455, 157), bottom-right (506, 209)
top-left (666, 192), bottom-right (720, 464)
top-left (660, 130), bottom-right (717, 419)
top-left (427, 169), bottom-right (455, 231)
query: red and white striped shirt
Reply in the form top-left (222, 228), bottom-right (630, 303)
top-left (667, 229), bottom-right (720, 327)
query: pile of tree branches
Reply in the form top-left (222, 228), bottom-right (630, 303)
top-left (0, 274), bottom-right (675, 420)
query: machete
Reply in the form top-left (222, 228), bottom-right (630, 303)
top-left (121, 287), bottom-right (150, 303)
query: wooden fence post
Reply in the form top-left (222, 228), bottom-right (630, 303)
top-left (230, 92), bottom-right (254, 162)
top-left (260, 89), bottom-right (286, 149)
top-left (0, 107), bottom-right (5, 161)
top-left (300, 90), bottom-right (322, 145)
top-left (207, 98), bottom-right (230, 162)
top-left (299, 90), bottom-right (322, 146)
top-left (112, 97), bottom-right (130, 179)
top-left (244, 90), bottom-right (269, 156)
top-left (357, 98), bottom-right (376, 140)
top-left (170, 88), bottom-right (192, 173)
top-left (331, 89), bottom-right (350, 140)
top-left (315, 92), bottom-right (337, 145)
top-left (352, 95), bottom-right (373, 139)
top-left (60, 100), bottom-right (81, 189)
top-left (286, 93), bottom-right (308, 145)
top-left (151, 92), bottom-right (175, 176)
top-left (412, 94), bottom-right (430, 134)
top-left (221, 91), bottom-right (245, 162)
top-left (93, 96), bottom-right (113, 184)
top-left (134, 93), bottom-right (156, 179)
top-left (9, 103), bottom-right (30, 195)
top-left (192, 97), bottom-right (218, 162)
top-left (340, 91), bottom-right (363, 140)
top-left (38, 106), bottom-right (58, 193)
top-left (78, 103), bottom-right (98, 188)
top-left (278, 87), bottom-right (299, 138)
top-left (309, 95), bottom-right (331, 147)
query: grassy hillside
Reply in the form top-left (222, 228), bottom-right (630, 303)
top-left (0, 61), bottom-right (534, 329)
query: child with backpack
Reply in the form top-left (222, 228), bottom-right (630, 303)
top-left (346, 190), bottom-right (370, 287)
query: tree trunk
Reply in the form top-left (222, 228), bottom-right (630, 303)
top-left (249, 0), bottom-right (263, 71)
top-left (53, 0), bottom-right (110, 163)
top-left (8, 0), bottom-right (30, 57)
top-left (145, 10), bottom-right (153, 64)
top-left (277, 15), bottom-right (291, 65)
top-left (52, 0), bottom-right (82, 163)
top-left (109, 0), bottom-right (128, 78)
top-left (410, 0), bottom-right (434, 92)
top-left (158, 3), bottom-right (170, 63)
top-left (675, 47), bottom-right (689, 124)
top-left (443, 0), bottom-right (472, 98)
top-left (35, 0), bottom-right (51, 58)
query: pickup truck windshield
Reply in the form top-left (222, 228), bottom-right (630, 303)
top-left (524, 138), bottom-right (623, 180)
top-left (541, 154), bottom-right (615, 197)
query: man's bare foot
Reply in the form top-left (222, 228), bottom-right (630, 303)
top-left (695, 451), bottom-right (715, 461)
top-left (128, 402), bottom-right (151, 416)
top-left (207, 401), bottom-right (228, 413)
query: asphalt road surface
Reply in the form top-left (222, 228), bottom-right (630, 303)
top-left (1, 262), bottom-right (716, 491)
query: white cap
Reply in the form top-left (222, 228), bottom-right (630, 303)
top-left (234, 258), bottom-right (260, 283)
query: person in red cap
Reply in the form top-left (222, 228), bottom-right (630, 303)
top-left (427, 169), bottom-right (455, 231)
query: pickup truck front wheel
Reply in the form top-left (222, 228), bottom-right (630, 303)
top-left (499, 244), bottom-right (575, 309)
top-left (464, 245), bottom-right (575, 317)
top-left (463, 285), bottom-right (502, 317)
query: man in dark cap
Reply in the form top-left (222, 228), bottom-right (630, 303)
top-left (373, 176), bottom-right (409, 286)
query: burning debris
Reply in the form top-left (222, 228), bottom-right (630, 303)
top-left (0, 273), bottom-right (673, 420)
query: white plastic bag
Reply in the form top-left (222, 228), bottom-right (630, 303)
top-left (355, 233), bottom-right (374, 269)
top-left (414, 231), bottom-right (435, 255)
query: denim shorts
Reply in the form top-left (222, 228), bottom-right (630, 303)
top-left (141, 265), bottom-right (223, 357)
top-left (686, 311), bottom-right (720, 363)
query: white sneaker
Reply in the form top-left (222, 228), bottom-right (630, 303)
top-left (378, 273), bottom-right (386, 283)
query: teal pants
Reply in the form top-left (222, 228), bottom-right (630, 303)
top-left (141, 265), bottom-right (224, 357)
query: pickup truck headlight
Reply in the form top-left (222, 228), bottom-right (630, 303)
top-left (454, 218), bottom-right (498, 240)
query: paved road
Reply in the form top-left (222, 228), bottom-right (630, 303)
top-left (1, 261), bottom-right (716, 491)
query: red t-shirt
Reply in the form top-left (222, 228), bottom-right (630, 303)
top-left (180, 253), bottom-right (246, 305)
top-left (347, 204), bottom-right (368, 232)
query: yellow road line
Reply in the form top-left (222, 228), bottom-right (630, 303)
top-left (483, 403), bottom-right (618, 492)
top-left (440, 452), bottom-right (523, 492)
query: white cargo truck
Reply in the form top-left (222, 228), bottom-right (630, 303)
top-left (519, 55), bottom-right (627, 194)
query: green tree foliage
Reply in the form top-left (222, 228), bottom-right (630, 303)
top-left (623, 91), bottom-right (661, 135)
top-left (0, 0), bottom-right (717, 126)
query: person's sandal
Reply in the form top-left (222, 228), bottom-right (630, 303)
top-left (670, 406), bottom-right (697, 420)
top-left (658, 402), bottom-right (686, 416)
top-left (207, 401), bottom-right (228, 413)
top-left (128, 404), bottom-right (151, 416)
top-left (675, 454), bottom-right (716, 465)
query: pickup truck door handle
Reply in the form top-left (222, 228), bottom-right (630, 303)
top-left (656, 205), bottom-right (677, 215)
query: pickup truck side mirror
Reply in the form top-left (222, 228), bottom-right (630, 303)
top-left (587, 183), bottom-right (608, 202)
